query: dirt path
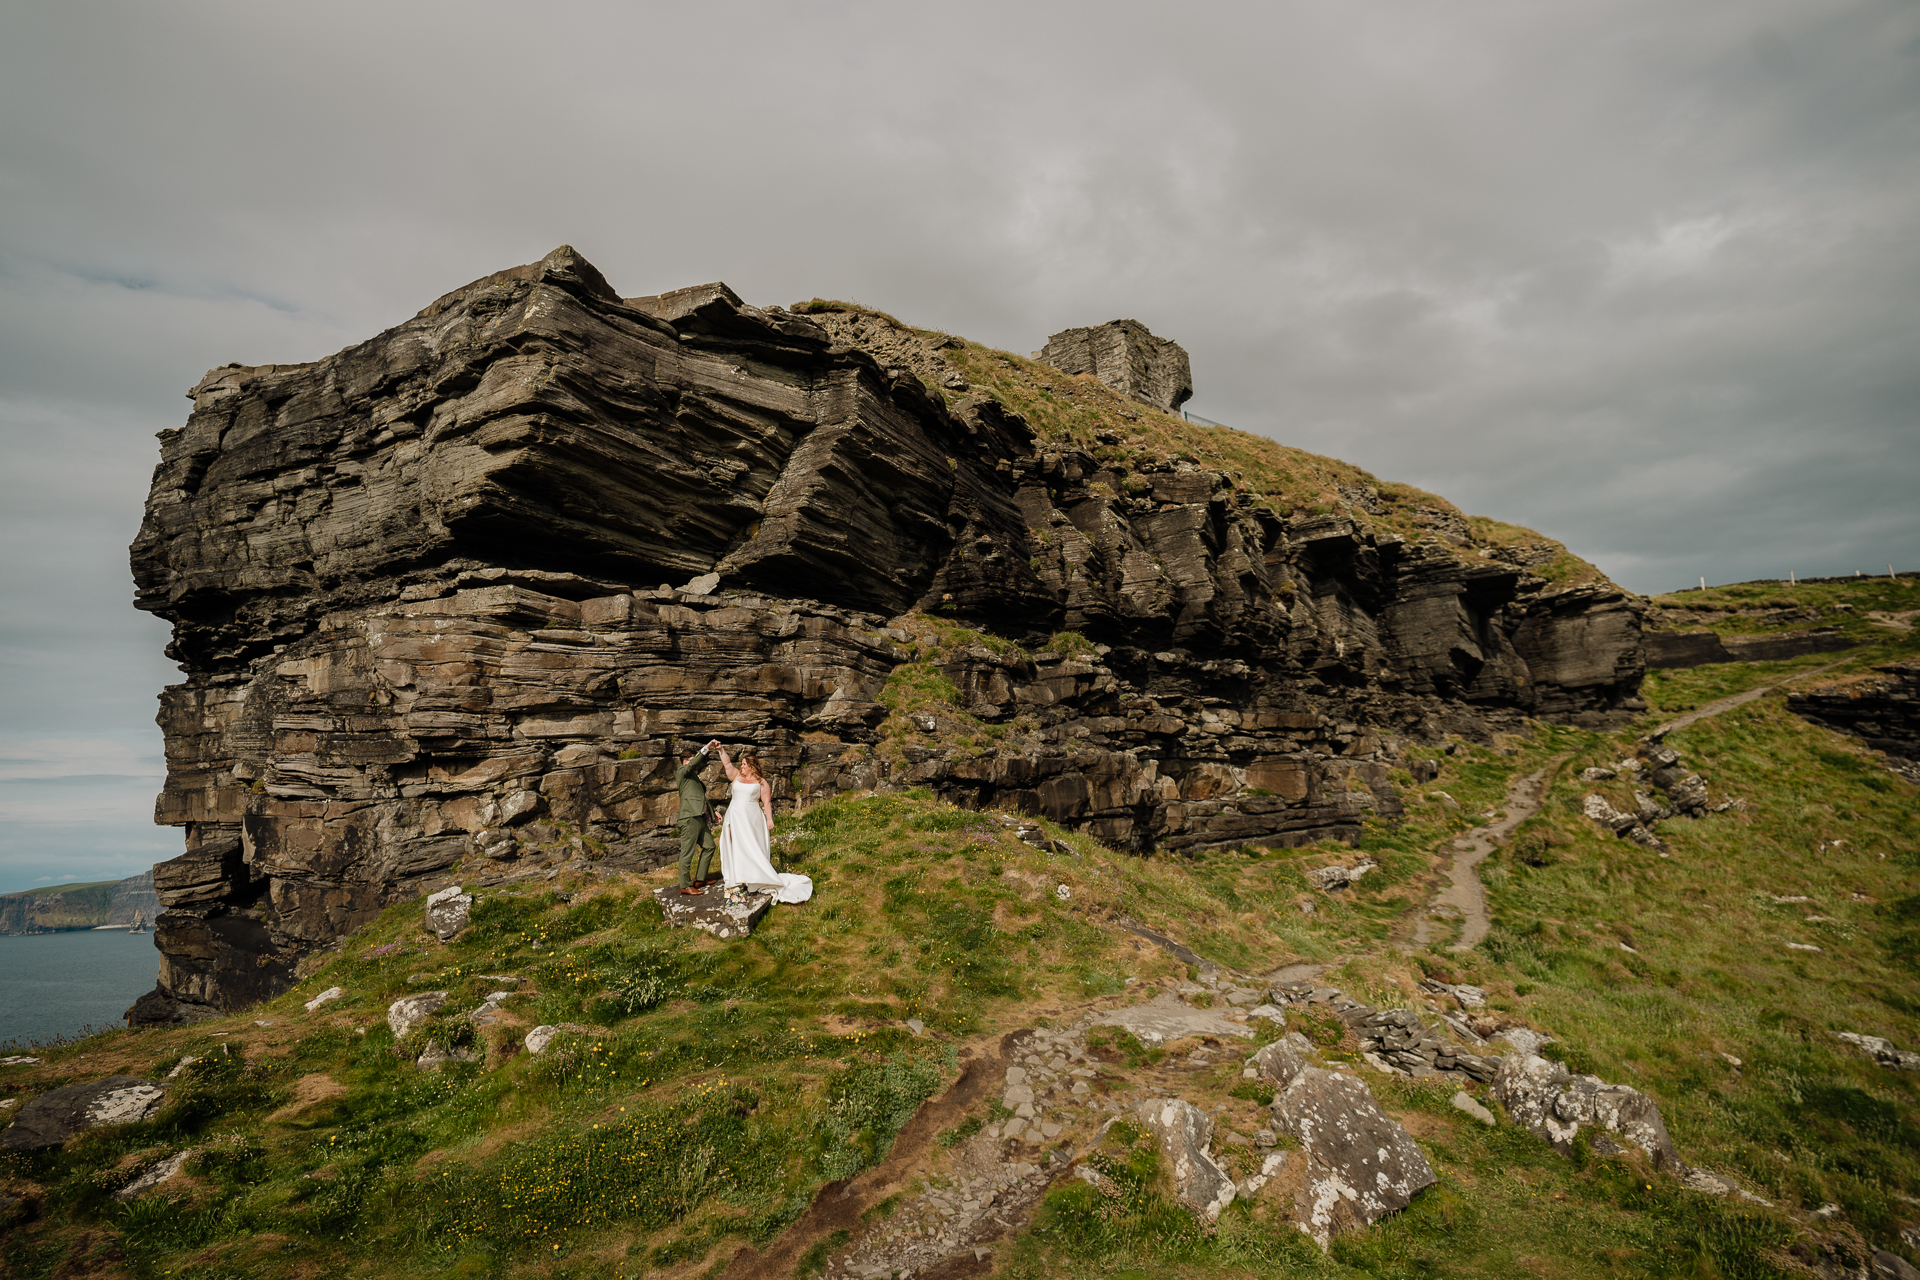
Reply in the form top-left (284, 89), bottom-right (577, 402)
top-left (1403, 658), bottom-right (1858, 956)
top-left (1648, 657), bottom-right (1852, 739)
top-left (1406, 764), bottom-right (1557, 954)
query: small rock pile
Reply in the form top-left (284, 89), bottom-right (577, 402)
top-left (1581, 740), bottom-right (1741, 850)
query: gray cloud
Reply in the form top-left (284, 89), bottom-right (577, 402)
top-left (1, 0), bottom-right (1915, 890)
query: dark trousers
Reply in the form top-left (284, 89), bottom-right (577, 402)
top-left (677, 816), bottom-right (715, 886)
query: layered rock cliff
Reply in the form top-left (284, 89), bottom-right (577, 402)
top-left (127, 246), bottom-right (1645, 1023)
top-left (0, 874), bottom-right (158, 935)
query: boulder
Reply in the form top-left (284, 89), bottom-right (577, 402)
top-left (1493, 1054), bottom-right (1677, 1167)
top-left (116, 1149), bottom-right (197, 1199)
top-left (1132, 1097), bottom-right (1237, 1222)
top-left (1451, 1091), bottom-right (1496, 1126)
top-left (1248, 1038), bottom-right (1309, 1089)
top-left (652, 884), bottom-right (773, 940)
top-left (0, 1076), bottom-right (168, 1151)
top-left (387, 991), bottom-right (448, 1039)
top-left (424, 886), bottom-right (471, 941)
top-left (1271, 1066), bottom-right (1436, 1246)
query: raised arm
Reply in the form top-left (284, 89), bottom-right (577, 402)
top-left (716, 745), bottom-right (742, 783)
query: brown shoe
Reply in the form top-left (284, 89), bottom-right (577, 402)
top-left (678, 886), bottom-right (705, 896)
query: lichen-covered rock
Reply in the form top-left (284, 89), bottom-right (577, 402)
top-left (1493, 1054), bottom-right (1678, 1167)
top-left (387, 991), bottom-right (448, 1040)
top-left (1271, 1066), bottom-right (1436, 1246)
top-left (1248, 1038), bottom-right (1309, 1089)
top-left (1132, 1097), bottom-right (1237, 1222)
top-left (424, 886), bottom-right (471, 941)
top-left (126, 247), bottom-right (1649, 1018)
top-left (0, 1076), bottom-right (168, 1151)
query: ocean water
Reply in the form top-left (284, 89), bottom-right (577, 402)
top-left (0, 930), bottom-right (160, 1048)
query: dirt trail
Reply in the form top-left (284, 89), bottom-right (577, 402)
top-left (1648, 657), bottom-right (1852, 738)
top-left (1405, 658), bottom-right (1856, 955)
top-left (1407, 764), bottom-right (1557, 954)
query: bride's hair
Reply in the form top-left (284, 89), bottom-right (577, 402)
top-left (738, 752), bottom-right (762, 781)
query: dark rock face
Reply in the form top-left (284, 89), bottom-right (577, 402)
top-left (128, 247), bottom-right (1646, 1020)
top-left (1645, 628), bottom-right (1854, 669)
top-left (1789, 661), bottom-right (1920, 766)
top-left (1037, 320), bottom-right (1193, 413)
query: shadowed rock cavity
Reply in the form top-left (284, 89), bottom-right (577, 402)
top-left (127, 246), bottom-right (1646, 1021)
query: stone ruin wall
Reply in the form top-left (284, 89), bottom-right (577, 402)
top-left (126, 247), bottom-right (1646, 1023)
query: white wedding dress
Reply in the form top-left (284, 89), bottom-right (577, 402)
top-left (718, 782), bottom-right (813, 904)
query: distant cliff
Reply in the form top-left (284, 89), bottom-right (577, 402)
top-left (126, 247), bottom-right (1645, 1023)
top-left (0, 873), bottom-right (158, 935)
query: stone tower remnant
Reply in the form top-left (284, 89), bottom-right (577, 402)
top-left (1036, 320), bottom-right (1194, 414)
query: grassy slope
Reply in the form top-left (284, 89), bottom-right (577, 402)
top-left (793, 299), bottom-right (1606, 589)
top-left (3, 623), bottom-right (1917, 1269)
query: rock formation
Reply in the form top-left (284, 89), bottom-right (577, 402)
top-left (1789, 662), bottom-right (1920, 777)
top-left (127, 246), bottom-right (1646, 1022)
top-left (1036, 320), bottom-right (1193, 414)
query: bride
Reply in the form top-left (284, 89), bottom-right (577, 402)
top-left (710, 741), bottom-right (813, 904)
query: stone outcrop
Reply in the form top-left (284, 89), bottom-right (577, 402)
top-left (1644, 628), bottom-right (1854, 669)
top-left (1789, 662), bottom-right (1920, 777)
top-left (127, 246), bottom-right (1647, 1019)
top-left (1132, 1097), bottom-right (1238, 1221)
top-left (1036, 320), bottom-right (1193, 414)
top-left (1493, 1053), bottom-right (1678, 1167)
top-left (1271, 1066), bottom-right (1437, 1245)
top-left (0, 1076), bottom-right (168, 1152)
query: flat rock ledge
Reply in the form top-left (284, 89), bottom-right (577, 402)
top-left (652, 885), bottom-right (774, 939)
top-left (0, 1076), bottom-right (169, 1152)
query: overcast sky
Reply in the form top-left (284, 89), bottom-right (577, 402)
top-left (1, 0), bottom-right (1915, 893)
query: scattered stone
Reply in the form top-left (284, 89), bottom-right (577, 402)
top-left (116, 1149), bottom-right (198, 1199)
top-left (0, 1076), bottom-right (169, 1151)
top-left (1273, 1066), bottom-right (1437, 1246)
top-left (1133, 1097), bottom-right (1237, 1222)
top-left (1054, 884), bottom-right (1072, 901)
top-left (906, 1018), bottom-right (925, 1036)
top-left (1681, 1167), bottom-right (1773, 1206)
top-left (1786, 942), bottom-right (1823, 952)
top-left (1308, 860), bottom-right (1377, 891)
top-left (1837, 1032), bottom-right (1920, 1071)
top-left (387, 991), bottom-right (449, 1039)
top-left (1451, 1091), bottom-right (1496, 1126)
top-left (524, 1026), bottom-right (562, 1055)
top-left (304, 986), bottom-right (345, 1012)
top-left (1248, 1038), bottom-right (1309, 1089)
top-left (1496, 1027), bottom-right (1554, 1057)
top-left (165, 1056), bottom-right (200, 1079)
top-left (1579, 766), bottom-right (1616, 781)
top-left (1494, 1055), bottom-right (1678, 1168)
top-left (0, 1056), bottom-right (41, 1066)
top-left (417, 1041), bottom-right (482, 1070)
top-left (424, 886), bottom-right (472, 941)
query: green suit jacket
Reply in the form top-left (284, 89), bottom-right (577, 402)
top-left (674, 753), bottom-right (712, 821)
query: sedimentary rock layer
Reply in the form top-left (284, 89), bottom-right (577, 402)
top-left (128, 247), bottom-right (1645, 1021)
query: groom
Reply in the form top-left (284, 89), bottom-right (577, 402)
top-left (673, 740), bottom-right (720, 895)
